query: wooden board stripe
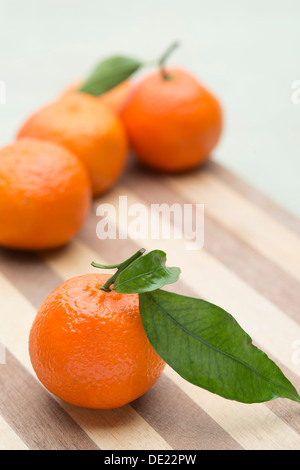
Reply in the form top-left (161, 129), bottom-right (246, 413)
top-left (0, 414), bottom-right (28, 450)
top-left (60, 401), bottom-right (172, 451)
top-left (207, 161), bottom-right (300, 236)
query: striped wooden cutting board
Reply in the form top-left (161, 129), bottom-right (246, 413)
top-left (0, 159), bottom-right (300, 451)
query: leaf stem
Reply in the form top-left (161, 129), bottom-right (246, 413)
top-left (92, 248), bottom-right (146, 292)
top-left (157, 41), bottom-right (180, 80)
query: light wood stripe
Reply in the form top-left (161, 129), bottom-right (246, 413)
top-left (207, 161), bottom-right (300, 236)
top-left (61, 402), bottom-right (171, 451)
top-left (42, 242), bottom-right (102, 280)
top-left (0, 415), bottom-right (28, 450)
top-left (0, 272), bottom-right (171, 451)
top-left (167, 171), bottom-right (300, 282)
top-left (41, 235), bottom-right (300, 449)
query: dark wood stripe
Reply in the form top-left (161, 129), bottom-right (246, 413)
top-left (207, 160), bottom-right (300, 235)
top-left (121, 165), bottom-right (300, 325)
top-left (0, 350), bottom-right (99, 450)
top-left (0, 248), bottom-right (62, 310)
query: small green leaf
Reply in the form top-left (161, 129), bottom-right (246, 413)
top-left (139, 289), bottom-right (300, 404)
top-left (113, 250), bottom-right (181, 294)
top-left (79, 55), bottom-right (143, 96)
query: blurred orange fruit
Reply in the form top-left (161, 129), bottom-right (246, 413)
top-left (121, 68), bottom-right (222, 172)
top-left (17, 93), bottom-right (128, 197)
top-left (29, 273), bottom-right (165, 409)
top-left (0, 138), bottom-right (91, 251)
top-left (61, 79), bottom-right (131, 115)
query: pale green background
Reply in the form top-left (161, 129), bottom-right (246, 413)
top-left (0, 0), bottom-right (299, 217)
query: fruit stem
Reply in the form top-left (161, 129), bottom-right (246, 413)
top-left (157, 41), bottom-right (180, 80)
top-left (92, 248), bottom-right (146, 292)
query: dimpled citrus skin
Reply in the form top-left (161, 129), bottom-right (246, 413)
top-left (29, 273), bottom-right (166, 409)
top-left (121, 68), bottom-right (223, 172)
top-left (0, 138), bottom-right (91, 251)
top-left (17, 93), bottom-right (128, 196)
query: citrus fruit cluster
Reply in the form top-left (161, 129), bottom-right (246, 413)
top-left (0, 44), bottom-right (222, 251)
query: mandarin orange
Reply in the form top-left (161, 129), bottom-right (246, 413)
top-left (17, 93), bottom-right (128, 196)
top-left (29, 273), bottom-right (165, 409)
top-left (121, 68), bottom-right (222, 172)
top-left (0, 138), bottom-right (91, 250)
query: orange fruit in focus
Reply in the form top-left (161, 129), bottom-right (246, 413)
top-left (17, 94), bottom-right (128, 197)
top-left (0, 138), bottom-right (91, 251)
top-left (29, 273), bottom-right (165, 409)
top-left (121, 68), bottom-right (222, 172)
top-left (61, 79), bottom-right (131, 115)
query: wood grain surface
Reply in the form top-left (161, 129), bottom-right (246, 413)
top-left (0, 159), bottom-right (299, 450)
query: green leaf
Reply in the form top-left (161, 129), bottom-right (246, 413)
top-left (139, 289), bottom-right (300, 404)
top-left (79, 55), bottom-right (143, 96)
top-left (113, 250), bottom-right (181, 294)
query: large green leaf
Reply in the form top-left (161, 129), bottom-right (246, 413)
top-left (139, 289), bottom-right (300, 404)
top-left (113, 250), bottom-right (181, 294)
top-left (79, 55), bottom-right (143, 96)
